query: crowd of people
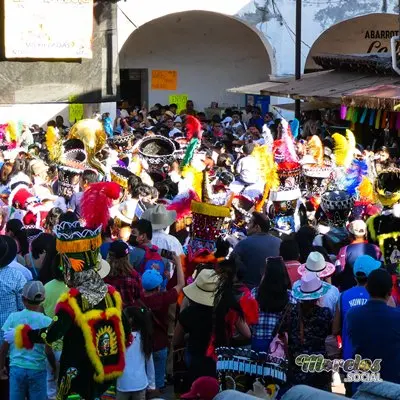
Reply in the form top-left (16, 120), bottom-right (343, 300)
top-left (0, 100), bottom-right (399, 400)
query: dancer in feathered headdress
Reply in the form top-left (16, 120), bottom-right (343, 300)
top-left (46, 126), bottom-right (62, 162)
top-left (267, 119), bottom-right (307, 236)
top-left (5, 182), bottom-right (129, 400)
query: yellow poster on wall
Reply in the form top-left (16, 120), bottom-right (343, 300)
top-left (69, 98), bottom-right (84, 123)
top-left (169, 94), bottom-right (188, 113)
top-left (4, 0), bottom-right (93, 59)
top-left (151, 70), bottom-right (178, 90)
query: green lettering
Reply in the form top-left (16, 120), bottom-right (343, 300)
top-left (343, 358), bottom-right (355, 373)
top-left (370, 359), bottom-right (382, 373)
top-left (295, 354), bottom-right (307, 367)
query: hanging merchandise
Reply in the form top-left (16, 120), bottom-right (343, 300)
top-left (359, 108), bottom-right (368, 124)
top-left (340, 105), bottom-right (347, 120)
top-left (345, 107), bottom-right (353, 121)
top-left (374, 110), bottom-right (382, 130)
top-left (369, 110), bottom-right (376, 126)
top-left (381, 111), bottom-right (387, 129)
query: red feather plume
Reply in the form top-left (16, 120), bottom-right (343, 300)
top-left (81, 182), bottom-right (120, 230)
top-left (185, 115), bottom-right (202, 141)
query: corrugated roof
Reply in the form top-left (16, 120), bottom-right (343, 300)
top-left (227, 80), bottom-right (288, 95)
top-left (260, 70), bottom-right (400, 110)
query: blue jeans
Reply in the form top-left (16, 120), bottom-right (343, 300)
top-left (153, 347), bottom-right (168, 389)
top-left (10, 366), bottom-right (47, 400)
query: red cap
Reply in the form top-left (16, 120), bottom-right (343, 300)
top-left (181, 377), bottom-right (219, 400)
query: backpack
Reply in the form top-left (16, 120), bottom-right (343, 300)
top-left (140, 245), bottom-right (168, 289)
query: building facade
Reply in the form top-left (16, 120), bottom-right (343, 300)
top-left (118, 0), bottom-right (399, 112)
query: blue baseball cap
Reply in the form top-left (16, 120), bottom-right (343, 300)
top-left (142, 269), bottom-right (163, 291)
top-left (354, 255), bottom-right (381, 277)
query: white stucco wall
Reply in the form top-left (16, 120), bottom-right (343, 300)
top-left (119, 11), bottom-right (271, 111)
top-left (118, 0), bottom-right (399, 77)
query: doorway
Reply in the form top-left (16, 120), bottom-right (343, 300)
top-left (119, 68), bottom-right (148, 108)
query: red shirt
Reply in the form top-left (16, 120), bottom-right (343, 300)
top-left (104, 269), bottom-right (142, 308)
top-left (142, 288), bottom-right (178, 351)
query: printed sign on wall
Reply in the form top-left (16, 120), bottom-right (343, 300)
top-left (5, 0), bottom-right (93, 59)
top-left (152, 70), bottom-right (178, 90)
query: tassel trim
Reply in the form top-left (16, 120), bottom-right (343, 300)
top-left (15, 324), bottom-right (33, 350)
top-left (190, 200), bottom-right (230, 217)
top-left (56, 234), bottom-right (102, 254)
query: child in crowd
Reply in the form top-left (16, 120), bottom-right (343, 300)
top-left (117, 306), bottom-right (155, 400)
top-left (0, 281), bottom-right (55, 400)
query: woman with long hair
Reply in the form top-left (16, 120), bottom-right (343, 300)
top-left (30, 233), bottom-right (57, 284)
top-left (104, 241), bottom-right (142, 307)
top-left (280, 272), bottom-right (332, 391)
top-left (117, 306), bottom-right (155, 400)
top-left (213, 257), bottom-right (256, 350)
top-left (251, 257), bottom-right (293, 352)
top-left (43, 207), bottom-right (63, 234)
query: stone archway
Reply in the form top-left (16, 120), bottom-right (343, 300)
top-left (119, 10), bottom-right (274, 110)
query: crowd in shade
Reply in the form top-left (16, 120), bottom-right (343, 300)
top-left (0, 101), bottom-right (399, 400)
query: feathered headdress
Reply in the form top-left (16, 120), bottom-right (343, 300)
top-left (6, 121), bottom-right (18, 143)
top-left (185, 115), bottom-right (202, 142)
top-left (252, 145), bottom-right (279, 212)
top-left (46, 126), bottom-right (61, 162)
top-left (167, 190), bottom-right (200, 220)
top-left (307, 135), bottom-right (324, 166)
top-left (332, 129), bottom-right (355, 168)
top-left (358, 176), bottom-right (375, 203)
top-left (273, 119), bottom-right (298, 164)
top-left (180, 138), bottom-right (199, 168)
top-left (81, 182), bottom-right (120, 230)
top-left (341, 159), bottom-right (368, 197)
top-left (290, 118), bottom-right (300, 139)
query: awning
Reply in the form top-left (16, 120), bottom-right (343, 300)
top-left (271, 101), bottom-right (335, 112)
top-left (227, 80), bottom-right (288, 95)
top-left (259, 70), bottom-right (400, 110)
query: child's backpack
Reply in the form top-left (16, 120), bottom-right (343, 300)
top-left (140, 245), bottom-right (168, 289)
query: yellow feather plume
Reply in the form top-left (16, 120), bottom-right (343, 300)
top-left (307, 135), bottom-right (323, 166)
top-left (358, 176), bottom-right (375, 202)
top-left (6, 121), bottom-right (18, 142)
top-left (182, 165), bottom-right (203, 199)
top-left (46, 126), bottom-right (61, 162)
top-left (345, 129), bottom-right (356, 167)
top-left (332, 133), bottom-right (348, 167)
top-left (252, 145), bottom-right (279, 212)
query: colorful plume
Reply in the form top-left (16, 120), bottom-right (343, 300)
top-left (332, 133), bottom-right (348, 167)
top-left (6, 121), bottom-right (18, 143)
top-left (185, 115), bottom-right (202, 142)
top-left (81, 182), bottom-right (120, 230)
top-left (341, 159), bottom-right (368, 196)
top-left (307, 135), bottom-right (324, 166)
top-left (46, 126), bottom-right (61, 162)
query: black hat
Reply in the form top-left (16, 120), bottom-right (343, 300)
top-left (0, 235), bottom-right (18, 268)
top-left (109, 240), bottom-right (130, 259)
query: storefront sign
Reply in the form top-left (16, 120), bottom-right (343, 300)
top-left (4, 0), bottom-right (93, 59)
top-left (306, 14), bottom-right (399, 70)
top-left (169, 94), bottom-right (188, 113)
top-left (152, 70), bottom-right (178, 90)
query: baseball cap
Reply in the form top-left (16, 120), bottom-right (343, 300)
top-left (348, 220), bottom-right (367, 236)
top-left (22, 281), bottom-right (45, 303)
top-left (181, 376), bottom-right (219, 400)
top-left (353, 255), bottom-right (381, 277)
top-left (142, 269), bottom-right (163, 291)
top-left (109, 241), bottom-right (130, 259)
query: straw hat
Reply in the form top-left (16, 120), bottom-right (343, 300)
top-left (183, 269), bottom-right (219, 307)
top-left (298, 251), bottom-right (335, 278)
top-left (292, 272), bottom-right (331, 301)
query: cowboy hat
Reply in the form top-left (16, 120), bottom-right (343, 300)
top-left (96, 255), bottom-right (111, 279)
top-left (298, 251), bottom-right (335, 278)
top-left (292, 272), bottom-right (331, 301)
top-left (113, 199), bottom-right (138, 225)
top-left (0, 235), bottom-right (18, 268)
top-left (141, 204), bottom-right (177, 230)
top-left (183, 269), bottom-right (219, 307)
